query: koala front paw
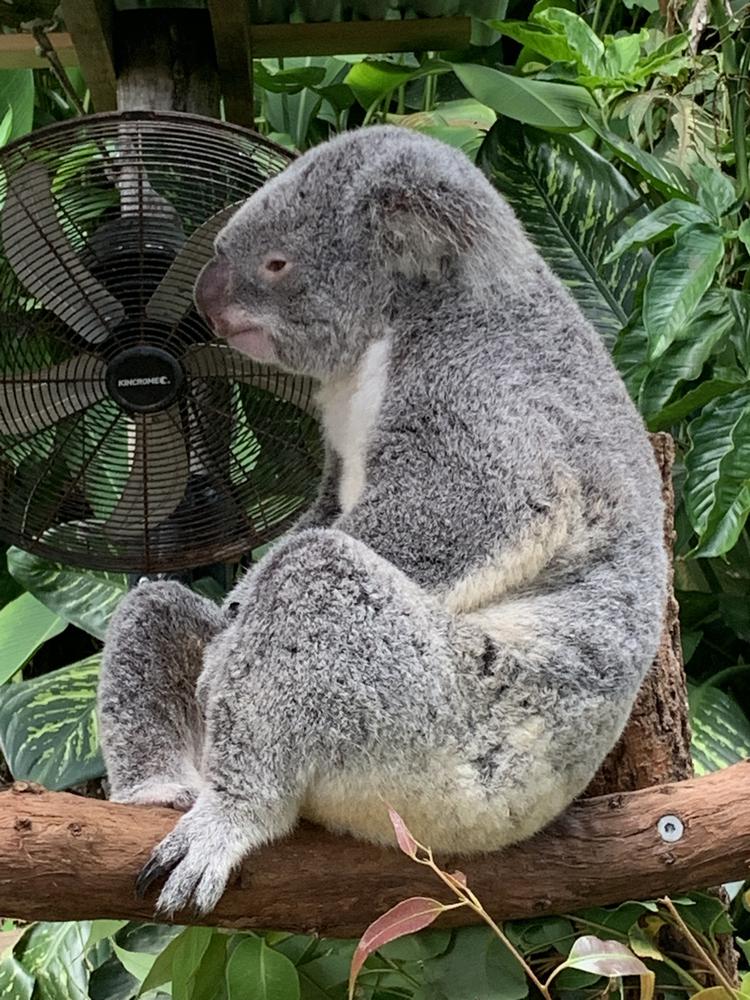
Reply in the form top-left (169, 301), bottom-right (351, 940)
top-left (135, 792), bottom-right (257, 916)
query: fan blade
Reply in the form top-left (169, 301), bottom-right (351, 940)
top-left (184, 343), bottom-right (318, 415)
top-left (0, 354), bottom-right (107, 437)
top-left (1, 162), bottom-right (125, 344)
top-left (145, 204), bottom-right (242, 326)
top-left (103, 407), bottom-right (188, 531)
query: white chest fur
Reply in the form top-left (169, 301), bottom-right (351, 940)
top-left (317, 337), bottom-right (391, 515)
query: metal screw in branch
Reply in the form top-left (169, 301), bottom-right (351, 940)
top-left (657, 814), bottom-right (684, 843)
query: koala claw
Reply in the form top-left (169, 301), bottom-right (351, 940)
top-left (135, 794), bottom-right (254, 917)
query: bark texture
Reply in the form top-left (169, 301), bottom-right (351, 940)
top-left (588, 433), bottom-right (693, 796)
top-left (0, 765), bottom-right (748, 935)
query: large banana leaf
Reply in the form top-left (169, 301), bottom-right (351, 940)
top-left (0, 654), bottom-right (103, 790)
top-left (7, 547), bottom-right (127, 640)
top-left (477, 120), bottom-right (650, 345)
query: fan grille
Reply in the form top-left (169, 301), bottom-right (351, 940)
top-left (0, 111), bottom-right (322, 572)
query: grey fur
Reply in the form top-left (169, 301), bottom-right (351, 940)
top-left (99, 125), bottom-right (666, 916)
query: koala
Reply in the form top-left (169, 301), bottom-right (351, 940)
top-left (99, 125), bottom-right (667, 917)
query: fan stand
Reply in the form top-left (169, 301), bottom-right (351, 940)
top-left (0, 10), bottom-right (739, 977)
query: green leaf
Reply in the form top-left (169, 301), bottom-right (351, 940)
top-left (693, 163), bottom-right (736, 220)
top-left (16, 922), bottom-right (94, 1000)
top-left (0, 655), bottom-right (104, 790)
top-left (605, 200), bottom-right (714, 262)
top-left (478, 120), bottom-right (649, 344)
top-left (689, 683), bottom-right (750, 775)
top-left (637, 294), bottom-right (738, 426)
top-left (345, 59), bottom-right (450, 110)
top-left (0, 955), bottom-right (34, 1000)
top-left (583, 114), bottom-right (692, 198)
top-left (172, 927), bottom-right (213, 1000)
top-left (7, 547), bottom-right (127, 639)
top-left (561, 935), bottom-right (648, 977)
top-left (420, 926), bottom-right (527, 1000)
top-left (86, 921), bottom-right (128, 951)
top-left (190, 934), bottom-right (228, 1000)
top-left (685, 387), bottom-right (750, 556)
top-left (226, 938), bottom-right (300, 1000)
top-left (254, 64), bottom-right (327, 93)
top-left (0, 70), bottom-right (34, 139)
top-left (738, 219), bottom-right (750, 254)
top-left (643, 223), bottom-right (725, 359)
top-left (379, 929), bottom-right (452, 962)
top-left (112, 944), bottom-right (158, 985)
top-left (533, 8), bottom-right (605, 74)
top-left (0, 108), bottom-right (13, 148)
top-left (489, 20), bottom-right (576, 64)
top-left (0, 593), bottom-right (66, 685)
top-left (453, 63), bottom-right (597, 129)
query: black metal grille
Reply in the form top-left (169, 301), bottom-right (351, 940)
top-left (0, 111), bottom-right (322, 573)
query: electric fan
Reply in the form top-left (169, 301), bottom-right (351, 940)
top-left (0, 111), bottom-right (322, 573)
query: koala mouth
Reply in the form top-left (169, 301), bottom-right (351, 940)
top-left (224, 325), bottom-right (276, 364)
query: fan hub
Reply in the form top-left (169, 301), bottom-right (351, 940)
top-left (105, 346), bottom-right (185, 413)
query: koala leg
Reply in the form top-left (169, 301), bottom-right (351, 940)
top-left (99, 579), bottom-right (226, 810)
top-left (137, 528), bottom-right (482, 916)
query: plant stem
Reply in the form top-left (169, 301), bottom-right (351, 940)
top-left (659, 898), bottom-right (738, 999)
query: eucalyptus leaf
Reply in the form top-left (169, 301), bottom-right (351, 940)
top-left (453, 63), bottom-right (596, 129)
top-left (0, 654), bottom-right (103, 790)
top-left (561, 935), bottom-right (648, 977)
top-left (7, 547), bottom-right (127, 640)
top-left (478, 120), bottom-right (649, 344)
top-left (225, 938), bottom-right (300, 1000)
top-left (685, 387), bottom-right (750, 556)
top-left (689, 682), bottom-right (750, 775)
top-left (643, 223), bottom-right (725, 359)
top-left (0, 593), bottom-right (66, 685)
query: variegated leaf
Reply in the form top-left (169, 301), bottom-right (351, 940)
top-left (7, 546), bottom-right (126, 639)
top-left (0, 654), bottom-right (103, 790)
top-left (478, 120), bottom-right (650, 345)
top-left (689, 683), bottom-right (750, 775)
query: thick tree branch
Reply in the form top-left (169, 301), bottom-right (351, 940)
top-left (0, 764), bottom-right (748, 936)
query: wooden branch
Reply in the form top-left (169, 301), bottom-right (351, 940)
top-left (1, 765), bottom-right (749, 936)
top-left (60, 0), bottom-right (116, 111)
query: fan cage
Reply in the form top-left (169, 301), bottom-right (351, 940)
top-left (0, 111), bottom-right (323, 573)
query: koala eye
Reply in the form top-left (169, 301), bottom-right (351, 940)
top-left (261, 255), bottom-right (291, 280)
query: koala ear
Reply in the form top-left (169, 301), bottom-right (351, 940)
top-left (369, 181), bottom-right (483, 279)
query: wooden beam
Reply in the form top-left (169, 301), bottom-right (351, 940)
top-left (0, 18), bottom-right (473, 72)
top-left (60, 0), bottom-right (116, 111)
top-left (1, 764), bottom-right (749, 936)
top-left (249, 17), bottom-right (473, 57)
top-left (0, 33), bottom-right (77, 70)
top-left (208, 0), bottom-right (254, 127)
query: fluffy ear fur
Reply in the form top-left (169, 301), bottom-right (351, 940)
top-left (368, 180), bottom-right (490, 280)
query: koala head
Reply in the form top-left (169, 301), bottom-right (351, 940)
top-left (194, 125), bottom-right (519, 379)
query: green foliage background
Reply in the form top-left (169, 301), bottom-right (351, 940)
top-left (0, 0), bottom-right (749, 996)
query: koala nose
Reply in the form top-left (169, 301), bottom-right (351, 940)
top-left (194, 256), bottom-right (231, 326)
